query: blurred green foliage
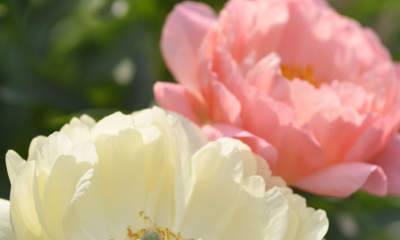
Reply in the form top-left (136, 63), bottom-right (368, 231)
top-left (1, 0), bottom-right (400, 239)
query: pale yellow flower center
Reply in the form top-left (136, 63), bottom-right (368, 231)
top-left (280, 63), bottom-right (320, 88)
top-left (121, 212), bottom-right (195, 240)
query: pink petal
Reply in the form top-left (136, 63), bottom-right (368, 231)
top-left (154, 82), bottom-right (203, 125)
top-left (309, 107), bottom-right (375, 166)
top-left (330, 80), bottom-right (373, 113)
top-left (289, 79), bottom-right (341, 122)
top-left (246, 52), bottom-right (293, 106)
top-left (161, 1), bottom-right (217, 92)
top-left (202, 123), bottom-right (278, 169)
top-left (292, 162), bottom-right (388, 197)
top-left (370, 134), bottom-right (400, 195)
top-left (395, 63), bottom-right (400, 78)
top-left (205, 79), bottom-right (242, 126)
top-left (242, 96), bottom-right (325, 183)
top-left (343, 122), bottom-right (385, 163)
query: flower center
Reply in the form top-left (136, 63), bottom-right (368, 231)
top-left (280, 63), bottom-right (320, 88)
top-left (124, 211), bottom-right (196, 240)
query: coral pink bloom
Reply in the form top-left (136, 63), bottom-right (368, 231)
top-left (155, 0), bottom-right (400, 197)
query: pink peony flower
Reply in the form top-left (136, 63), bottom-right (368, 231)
top-left (155, 0), bottom-right (400, 197)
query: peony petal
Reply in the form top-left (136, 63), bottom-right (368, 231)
top-left (28, 136), bottom-right (47, 161)
top-left (180, 138), bottom-right (244, 240)
top-left (10, 161), bottom-right (49, 240)
top-left (165, 114), bottom-right (197, 231)
top-left (279, 187), bottom-right (329, 240)
top-left (216, 138), bottom-right (257, 179)
top-left (222, 180), bottom-right (290, 240)
top-left (241, 96), bottom-right (324, 183)
top-left (309, 107), bottom-right (375, 166)
top-left (330, 80), bottom-right (373, 113)
top-left (34, 132), bottom-right (73, 177)
top-left (167, 111), bottom-right (208, 155)
top-left (62, 169), bottom-right (110, 240)
top-left (90, 112), bottom-right (134, 140)
top-left (42, 142), bottom-right (97, 239)
top-left (292, 162), bottom-right (388, 197)
top-left (0, 199), bottom-right (14, 240)
top-left (60, 117), bottom-right (92, 145)
top-left (289, 79), bottom-right (341, 122)
top-left (161, 1), bottom-right (217, 92)
top-left (5, 150), bottom-right (26, 184)
top-left (132, 107), bottom-right (197, 230)
top-left (94, 128), bottom-right (146, 238)
top-left (246, 52), bottom-right (292, 106)
top-left (343, 123), bottom-right (385, 163)
top-left (154, 82), bottom-right (202, 125)
top-left (202, 123), bottom-right (277, 170)
top-left (360, 166), bottom-right (388, 196)
top-left (370, 134), bottom-right (400, 195)
top-left (206, 80), bottom-right (242, 125)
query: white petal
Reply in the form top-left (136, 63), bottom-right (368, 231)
top-left (34, 133), bottom-right (74, 200)
top-left (222, 179), bottom-right (290, 240)
top-left (167, 114), bottom-right (196, 231)
top-left (217, 138), bottom-right (257, 179)
top-left (60, 118), bottom-right (91, 144)
top-left (281, 188), bottom-right (328, 240)
top-left (6, 150), bottom-right (25, 184)
top-left (0, 199), bottom-right (14, 240)
top-left (180, 139), bottom-right (244, 240)
top-left (139, 126), bottom-right (175, 229)
top-left (10, 161), bottom-right (49, 240)
top-left (167, 111), bottom-right (207, 154)
top-left (28, 136), bottom-right (47, 161)
top-left (133, 107), bottom-right (196, 230)
top-left (62, 169), bottom-right (110, 240)
top-left (94, 128), bottom-right (146, 238)
top-left (253, 154), bottom-right (287, 190)
top-left (42, 142), bottom-right (97, 239)
top-left (90, 112), bottom-right (134, 140)
top-left (36, 132), bottom-right (73, 174)
top-left (282, 208), bottom-right (299, 240)
top-left (79, 114), bottom-right (96, 128)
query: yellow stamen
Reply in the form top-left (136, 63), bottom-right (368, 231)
top-left (280, 63), bottom-right (320, 88)
top-left (124, 211), bottom-right (196, 240)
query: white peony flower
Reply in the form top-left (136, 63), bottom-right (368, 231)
top-left (1, 107), bottom-right (328, 240)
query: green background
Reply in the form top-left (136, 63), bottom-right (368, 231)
top-left (1, 0), bottom-right (400, 239)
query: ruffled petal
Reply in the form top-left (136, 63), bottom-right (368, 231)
top-left (241, 96), bottom-right (324, 182)
top-left (292, 162), bottom-right (388, 197)
top-left (60, 116), bottom-right (94, 144)
top-left (180, 138), bottom-right (245, 239)
top-left (161, 1), bottom-right (217, 92)
top-left (222, 179), bottom-right (290, 240)
top-left (247, 52), bottom-right (292, 105)
top-left (202, 124), bottom-right (277, 169)
top-left (289, 79), bottom-right (341, 122)
top-left (41, 142), bottom-right (97, 239)
top-left (90, 112), bottom-right (134, 140)
top-left (309, 107), bottom-right (375, 166)
top-left (93, 128), bottom-right (146, 238)
top-left (370, 134), bottom-right (400, 195)
top-left (280, 187), bottom-right (328, 240)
